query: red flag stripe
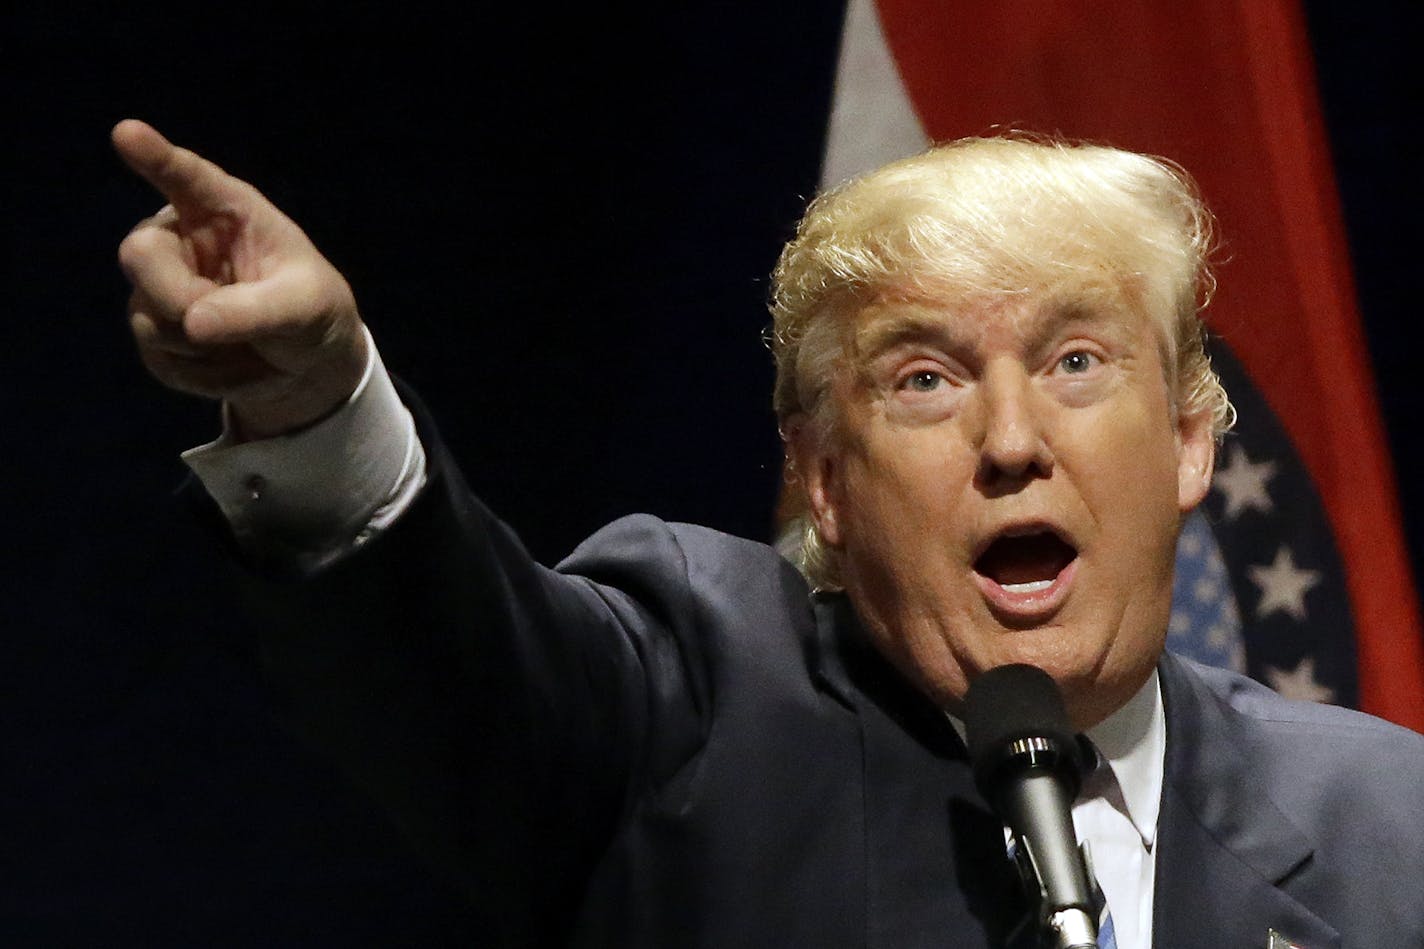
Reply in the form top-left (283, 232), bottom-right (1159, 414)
top-left (1231, 0), bottom-right (1424, 727)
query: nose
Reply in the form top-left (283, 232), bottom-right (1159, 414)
top-left (974, 362), bottom-right (1054, 490)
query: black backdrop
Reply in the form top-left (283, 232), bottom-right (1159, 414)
top-left (3, 1), bottom-right (1418, 943)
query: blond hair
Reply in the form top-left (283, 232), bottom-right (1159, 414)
top-left (768, 135), bottom-right (1234, 589)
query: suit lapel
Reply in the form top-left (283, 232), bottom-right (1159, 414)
top-left (1154, 654), bottom-right (1339, 949)
top-left (811, 595), bottom-right (1028, 948)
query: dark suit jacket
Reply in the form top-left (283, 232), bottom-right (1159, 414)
top-left (238, 422), bottom-right (1424, 948)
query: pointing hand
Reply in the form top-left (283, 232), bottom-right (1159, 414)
top-left (114, 120), bottom-right (368, 439)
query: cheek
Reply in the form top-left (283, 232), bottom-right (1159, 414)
top-left (1076, 397), bottom-right (1181, 496)
top-left (840, 433), bottom-right (966, 532)
top-left (837, 447), bottom-right (984, 623)
top-left (1058, 403), bottom-right (1185, 605)
top-left (1078, 418), bottom-right (1183, 617)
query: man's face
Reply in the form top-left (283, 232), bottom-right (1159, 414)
top-left (795, 289), bottom-right (1214, 729)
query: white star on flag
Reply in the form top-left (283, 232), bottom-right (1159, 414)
top-left (1265, 656), bottom-right (1336, 704)
top-left (1213, 444), bottom-right (1277, 520)
top-left (1248, 546), bottom-right (1321, 621)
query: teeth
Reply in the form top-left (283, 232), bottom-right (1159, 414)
top-left (1001, 579), bottom-right (1054, 594)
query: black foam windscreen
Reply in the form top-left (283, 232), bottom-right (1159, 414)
top-left (964, 664), bottom-right (1081, 796)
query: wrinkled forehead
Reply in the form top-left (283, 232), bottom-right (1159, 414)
top-left (837, 273), bottom-right (1168, 364)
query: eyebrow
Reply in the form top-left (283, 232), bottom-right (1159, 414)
top-left (1030, 298), bottom-right (1134, 348)
top-left (851, 295), bottom-right (1127, 365)
top-left (850, 308), bottom-right (965, 363)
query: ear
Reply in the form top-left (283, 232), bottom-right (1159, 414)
top-left (1175, 407), bottom-right (1216, 514)
top-left (784, 413), bottom-right (845, 548)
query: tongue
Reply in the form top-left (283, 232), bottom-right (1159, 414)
top-left (977, 533), bottom-right (1075, 586)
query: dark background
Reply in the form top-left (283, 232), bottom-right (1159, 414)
top-left (3, 1), bottom-right (1418, 943)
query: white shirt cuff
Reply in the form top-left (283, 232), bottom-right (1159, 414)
top-left (182, 328), bottom-right (426, 569)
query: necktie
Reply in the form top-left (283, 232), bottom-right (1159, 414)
top-left (1097, 901), bottom-right (1118, 949)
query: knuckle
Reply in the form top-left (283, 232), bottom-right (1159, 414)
top-left (129, 310), bottom-right (154, 342)
top-left (117, 226), bottom-right (163, 269)
top-left (116, 236), bottom-right (140, 272)
top-left (128, 286), bottom-right (181, 326)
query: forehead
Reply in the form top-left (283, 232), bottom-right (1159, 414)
top-left (844, 282), bottom-right (1153, 359)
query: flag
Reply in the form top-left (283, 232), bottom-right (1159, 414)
top-left (818, 0), bottom-right (1424, 729)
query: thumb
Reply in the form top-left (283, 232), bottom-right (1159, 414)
top-left (184, 266), bottom-right (336, 345)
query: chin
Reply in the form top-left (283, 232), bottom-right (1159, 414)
top-left (970, 631), bottom-right (1142, 725)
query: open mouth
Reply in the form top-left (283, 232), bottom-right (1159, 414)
top-left (974, 529), bottom-right (1078, 594)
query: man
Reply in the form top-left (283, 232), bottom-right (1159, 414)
top-left (115, 119), bottom-right (1424, 947)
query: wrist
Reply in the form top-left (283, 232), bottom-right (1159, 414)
top-left (228, 322), bottom-right (370, 441)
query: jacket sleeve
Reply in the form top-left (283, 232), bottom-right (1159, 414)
top-left (220, 389), bottom-right (707, 940)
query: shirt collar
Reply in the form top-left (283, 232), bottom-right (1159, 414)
top-left (1082, 669), bottom-right (1165, 848)
top-left (946, 669), bottom-right (1166, 848)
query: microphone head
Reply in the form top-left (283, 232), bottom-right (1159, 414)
top-left (964, 664), bottom-right (1084, 802)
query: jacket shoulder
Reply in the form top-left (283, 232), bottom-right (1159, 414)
top-left (557, 514), bottom-right (812, 630)
top-left (1182, 655), bottom-right (1424, 747)
top-left (1171, 654), bottom-right (1424, 824)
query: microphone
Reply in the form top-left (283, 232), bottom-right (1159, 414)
top-left (964, 664), bottom-right (1097, 949)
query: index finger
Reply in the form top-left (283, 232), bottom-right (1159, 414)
top-left (111, 119), bottom-right (245, 220)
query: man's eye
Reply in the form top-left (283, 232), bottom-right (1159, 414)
top-left (904, 370), bottom-right (943, 392)
top-left (1058, 351), bottom-right (1096, 374)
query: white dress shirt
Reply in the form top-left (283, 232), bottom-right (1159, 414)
top-left (1076, 671), bottom-right (1165, 949)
